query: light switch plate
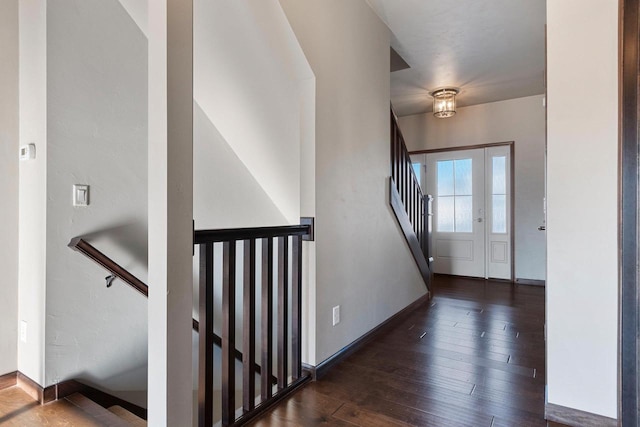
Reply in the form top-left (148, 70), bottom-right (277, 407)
top-left (332, 305), bottom-right (340, 326)
top-left (73, 184), bottom-right (90, 206)
top-left (19, 144), bottom-right (36, 161)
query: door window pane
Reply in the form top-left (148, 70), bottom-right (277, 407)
top-left (437, 160), bottom-right (454, 196)
top-left (436, 158), bottom-right (473, 232)
top-left (492, 156), bottom-right (507, 233)
top-left (437, 196), bottom-right (455, 232)
top-left (492, 195), bottom-right (506, 233)
top-left (455, 195), bottom-right (473, 232)
top-left (454, 159), bottom-right (472, 195)
top-left (492, 156), bottom-right (506, 194)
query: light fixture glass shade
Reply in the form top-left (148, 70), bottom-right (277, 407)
top-left (431, 88), bottom-right (458, 118)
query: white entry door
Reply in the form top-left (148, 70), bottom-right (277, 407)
top-left (427, 149), bottom-right (486, 277)
top-left (426, 146), bottom-right (511, 279)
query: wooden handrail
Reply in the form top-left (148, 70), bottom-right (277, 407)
top-left (194, 224), bottom-right (311, 244)
top-left (68, 237), bottom-right (149, 297)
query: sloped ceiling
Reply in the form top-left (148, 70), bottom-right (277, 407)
top-left (367, 0), bottom-right (546, 116)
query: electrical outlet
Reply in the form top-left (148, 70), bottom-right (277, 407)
top-left (332, 305), bottom-right (340, 326)
top-left (20, 321), bottom-right (27, 343)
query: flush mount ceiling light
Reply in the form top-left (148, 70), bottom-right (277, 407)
top-left (430, 88), bottom-right (459, 118)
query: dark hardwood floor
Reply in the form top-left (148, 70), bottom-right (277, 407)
top-left (250, 275), bottom-right (566, 427)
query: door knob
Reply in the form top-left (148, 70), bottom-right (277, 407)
top-left (538, 225), bottom-right (546, 231)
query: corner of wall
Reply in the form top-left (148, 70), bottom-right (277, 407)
top-left (0, 0), bottom-right (20, 377)
top-left (17, 0), bottom-right (48, 386)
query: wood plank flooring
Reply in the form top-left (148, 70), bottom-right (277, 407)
top-left (250, 275), bottom-right (565, 427)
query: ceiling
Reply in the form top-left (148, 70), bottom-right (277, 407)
top-left (366, 0), bottom-right (546, 117)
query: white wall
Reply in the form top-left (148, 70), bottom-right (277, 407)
top-left (399, 95), bottom-right (546, 281)
top-left (193, 103), bottom-right (288, 229)
top-left (42, 0), bottom-right (148, 398)
top-left (546, 0), bottom-right (618, 419)
top-left (194, 0), bottom-right (313, 227)
top-left (280, 0), bottom-right (427, 364)
top-left (0, 0), bottom-right (19, 377)
top-left (18, 0), bottom-right (48, 386)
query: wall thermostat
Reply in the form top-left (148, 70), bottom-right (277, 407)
top-left (19, 144), bottom-right (36, 161)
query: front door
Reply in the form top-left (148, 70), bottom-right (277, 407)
top-left (426, 149), bottom-right (486, 277)
top-left (425, 146), bottom-right (512, 279)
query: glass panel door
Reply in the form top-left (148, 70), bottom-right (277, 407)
top-left (426, 149), bottom-right (486, 278)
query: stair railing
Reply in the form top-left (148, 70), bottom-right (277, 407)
top-left (389, 109), bottom-right (432, 290)
top-left (70, 223), bottom-right (313, 426)
top-left (194, 224), bottom-right (312, 426)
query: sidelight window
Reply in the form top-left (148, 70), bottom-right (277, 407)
top-left (492, 156), bottom-right (507, 233)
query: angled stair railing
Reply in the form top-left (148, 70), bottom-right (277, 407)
top-left (389, 109), bottom-right (432, 292)
top-left (69, 222), bottom-right (313, 426)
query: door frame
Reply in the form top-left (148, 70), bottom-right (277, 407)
top-left (619, 0), bottom-right (639, 424)
top-left (410, 141), bottom-right (515, 282)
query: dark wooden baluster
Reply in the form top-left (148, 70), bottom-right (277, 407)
top-left (277, 236), bottom-right (289, 390)
top-left (405, 149), bottom-right (410, 214)
top-left (198, 243), bottom-right (214, 427)
top-left (395, 128), bottom-right (400, 191)
top-left (291, 235), bottom-right (302, 380)
top-left (416, 194), bottom-right (422, 247)
top-left (408, 173), bottom-right (412, 224)
top-left (390, 112), bottom-right (396, 182)
top-left (421, 193), bottom-right (423, 240)
top-left (415, 185), bottom-right (418, 233)
top-left (414, 186), bottom-right (418, 235)
top-left (410, 178), bottom-right (413, 228)
top-left (405, 150), bottom-right (410, 211)
top-left (222, 241), bottom-right (236, 426)
top-left (243, 239), bottom-right (256, 412)
top-left (416, 186), bottom-right (420, 235)
top-left (418, 187), bottom-right (421, 234)
top-left (261, 238), bottom-right (274, 401)
top-left (400, 146), bottom-right (404, 206)
top-left (397, 130), bottom-right (400, 187)
top-left (411, 182), bottom-right (418, 232)
top-left (396, 129), bottom-right (402, 193)
top-left (423, 195), bottom-right (429, 255)
top-left (400, 148), bottom-right (403, 200)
